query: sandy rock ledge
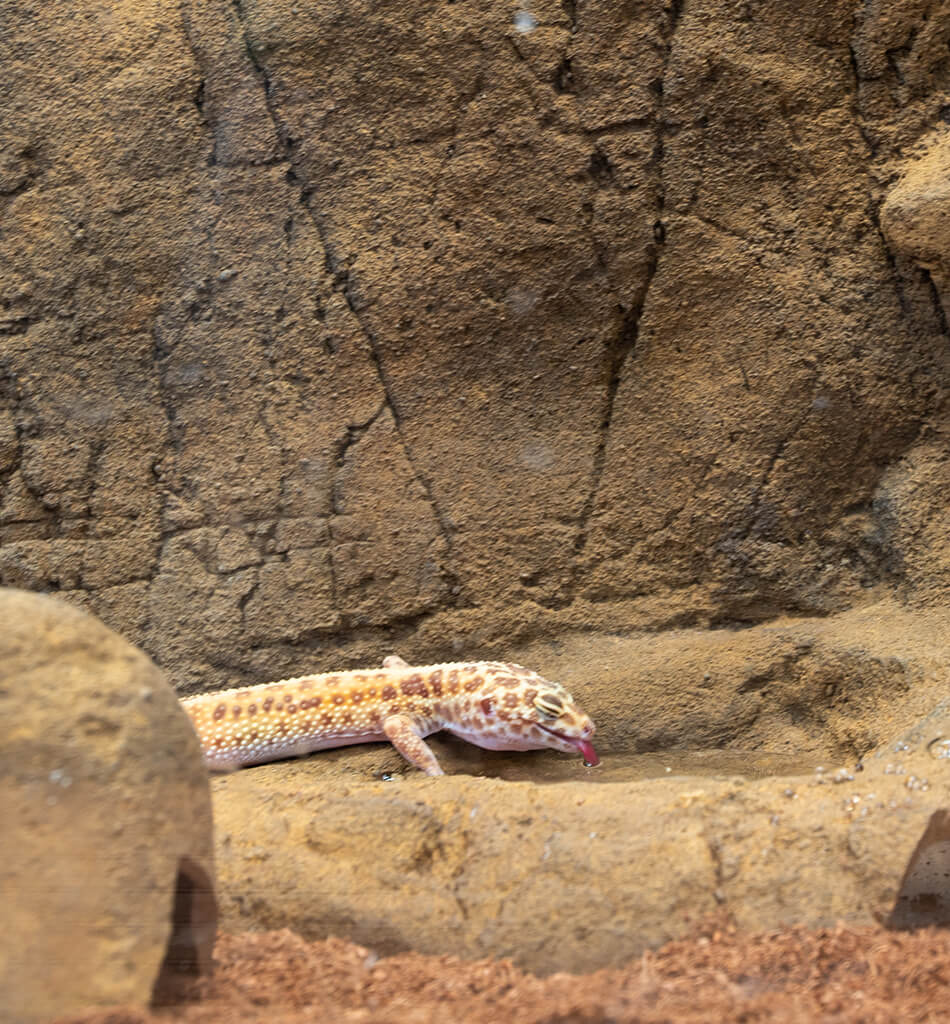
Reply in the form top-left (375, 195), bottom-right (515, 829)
top-left (211, 603), bottom-right (950, 975)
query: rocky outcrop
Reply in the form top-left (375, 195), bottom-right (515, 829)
top-left (877, 133), bottom-right (950, 609)
top-left (210, 602), bottom-right (950, 973)
top-left (0, 1), bottom-right (947, 691)
top-left (1, 0), bottom-right (949, 991)
top-left (0, 589), bottom-right (216, 1024)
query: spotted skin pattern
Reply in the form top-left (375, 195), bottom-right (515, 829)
top-left (180, 657), bottom-right (599, 776)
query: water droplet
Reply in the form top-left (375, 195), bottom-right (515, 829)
top-left (927, 736), bottom-right (950, 760)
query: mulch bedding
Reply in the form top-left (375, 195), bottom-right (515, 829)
top-left (55, 919), bottom-right (950, 1023)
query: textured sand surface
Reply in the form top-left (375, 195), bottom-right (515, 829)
top-left (57, 922), bottom-right (950, 1024)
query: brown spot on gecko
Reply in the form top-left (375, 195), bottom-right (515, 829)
top-left (321, 712), bottom-right (333, 726)
top-left (368, 688), bottom-right (377, 698)
top-left (343, 711), bottom-right (353, 725)
top-left (232, 706), bottom-right (242, 719)
top-left (326, 676), bottom-right (340, 687)
top-left (480, 697), bottom-right (495, 715)
top-left (388, 704), bottom-right (400, 716)
top-left (463, 676), bottom-right (482, 693)
top-left (213, 703), bottom-right (226, 721)
top-left (352, 692), bottom-right (363, 703)
top-left (263, 697), bottom-right (274, 712)
top-left (429, 670), bottom-right (443, 695)
top-left (401, 675), bottom-right (428, 697)
top-left (447, 670), bottom-right (459, 691)
top-left (524, 689), bottom-right (538, 703)
top-left (496, 676), bottom-right (520, 688)
top-left (248, 704), bottom-right (257, 716)
top-left (286, 703), bottom-right (297, 714)
top-left (382, 685), bottom-right (397, 701)
top-left (332, 694), bottom-right (344, 705)
top-left (504, 693), bottom-right (520, 708)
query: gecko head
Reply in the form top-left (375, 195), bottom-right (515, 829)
top-left (523, 684), bottom-right (599, 766)
top-left (461, 665), bottom-right (599, 766)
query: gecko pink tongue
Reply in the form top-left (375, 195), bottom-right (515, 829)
top-left (577, 739), bottom-right (599, 766)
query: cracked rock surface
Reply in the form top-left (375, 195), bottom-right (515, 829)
top-left (2, 1), bottom-right (948, 689)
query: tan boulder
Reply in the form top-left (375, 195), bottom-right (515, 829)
top-left (881, 133), bottom-right (950, 313)
top-left (0, 588), bottom-right (215, 1024)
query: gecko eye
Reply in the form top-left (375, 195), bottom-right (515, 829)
top-left (534, 693), bottom-right (565, 719)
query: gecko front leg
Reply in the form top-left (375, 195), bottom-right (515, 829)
top-left (383, 715), bottom-right (444, 776)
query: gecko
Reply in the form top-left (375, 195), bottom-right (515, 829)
top-left (180, 656), bottom-right (599, 776)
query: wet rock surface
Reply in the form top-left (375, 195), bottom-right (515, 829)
top-left (0, 588), bottom-right (216, 1024)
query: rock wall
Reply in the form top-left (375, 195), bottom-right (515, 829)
top-left (1, 0), bottom-right (948, 692)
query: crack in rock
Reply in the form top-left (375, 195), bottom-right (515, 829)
top-left (229, 0), bottom-right (461, 601)
top-left (568, 0), bottom-right (683, 581)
